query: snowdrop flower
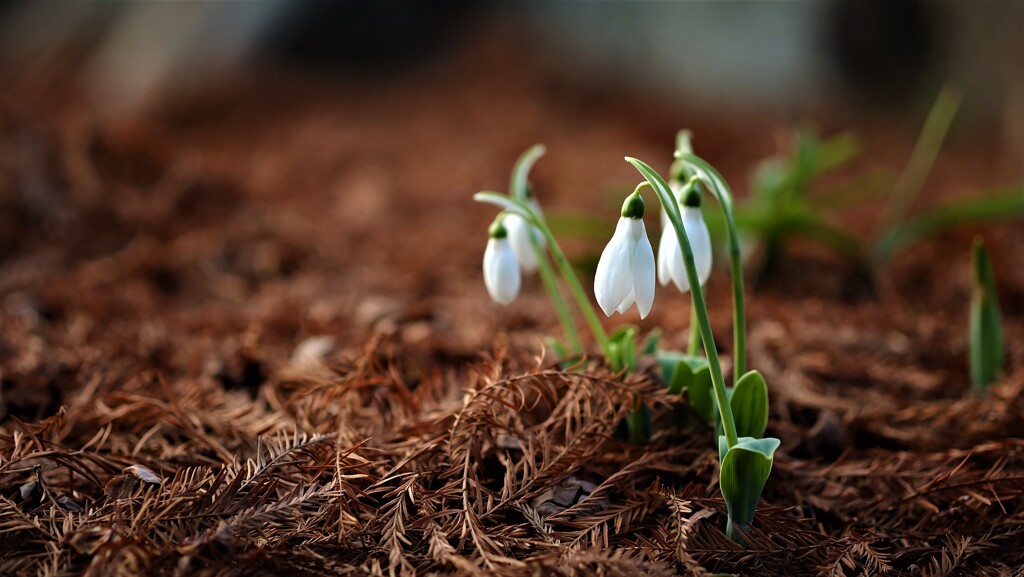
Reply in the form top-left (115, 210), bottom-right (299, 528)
top-left (657, 184), bottom-right (712, 293)
top-left (595, 192), bottom-right (656, 319)
top-left (483, 217), bottom-right (521, 305)
top-left (505, 193), bottom-right (545, 273)
top-left (657, 181), bottom-right (681, 287)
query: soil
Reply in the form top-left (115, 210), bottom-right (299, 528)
top-left (2, 27), bottom-right (1023, 577)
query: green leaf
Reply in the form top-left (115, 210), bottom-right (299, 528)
top-left (472, 191), bottom-right (532, 220)
top-left (625, 157), bottom-right (681, 221)
top-left (641, 329), bottom-right (661, 356)
top-left (510, 144), bottom-right (546, 201)
top-left (657, 351), bottom-right (713, 422)
top-left (730, 370), bottom-right (769, 438)
top-left (608, 326), bottom-right (638, 373)
top-left (970, 237), bottom-right (1004, 392)
top-left (719, 436), bottom-right (781, 542)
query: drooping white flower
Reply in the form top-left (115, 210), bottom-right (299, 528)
top-left (657, 184), bottom-right (712, 293)
top-left (594, 193), bottom-right (656, 319)
top-left (657, 181), bottom-right (681, 287)
top-left (505, 197), bottom-right (545, 273)
top-left (483, 219), bottom-right (521, 305)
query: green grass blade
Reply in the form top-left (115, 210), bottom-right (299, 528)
top-left (879, 85), bottom-right (962, 233)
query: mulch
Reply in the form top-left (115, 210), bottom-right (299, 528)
top-left (2, 28), bottom-right (1023, 577)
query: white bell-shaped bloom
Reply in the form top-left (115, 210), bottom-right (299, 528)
top-left (505, 198), bottom-right (545, 273)
top-left (483, 220), bottom-right (521, 305)
top-left (657, 186), bottom-right (712, 293)
top-left (657, 181), bottom-right (681, 287)
top-left (595, 194), bottom-right (656, 319)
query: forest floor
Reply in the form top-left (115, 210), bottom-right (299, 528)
top-left (2, 29), bottom-right (1023, 577)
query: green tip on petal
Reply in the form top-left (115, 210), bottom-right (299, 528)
top-left (488, 217), bottom-right (509, 239)
top-left (621, 190), bottom-right (646, 219)
top-left (683, 186), bottom-right (702, 208)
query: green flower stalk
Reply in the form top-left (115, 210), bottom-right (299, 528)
top-left (477, 179), bottom-right (648, 442)
top-left (626, 157), bottom-right (778, 544)
top-left (474, 190), bottom-right (613, 362)
top-left (506, 145), bottom-right (583, 356)
top-left (672, 132), bottom-right (748, 383)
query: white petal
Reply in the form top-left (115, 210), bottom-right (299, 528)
top-left (594, 218), bottom-right (633, 316)
top-left (657, 226), bottom-right (674, 287)
top-left (505, 215), bottom-right (538, 272)
top-left (483, 237), bottom-right (520, 305)
top-left (660, 218), bottom-right (691, 293)
top-left (616, 289), bottom-right (635, 314)
top-left (684, 207), bottom-right (713, 286)
top-left (630, 221), bottom-right (656, 319)
top-left (669, 181), bottom-right (682, 202)
top-left (669, 236), bottom-right (690, 293)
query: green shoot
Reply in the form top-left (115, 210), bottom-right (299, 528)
top-left (970, 237), bottom-right (1004, 392)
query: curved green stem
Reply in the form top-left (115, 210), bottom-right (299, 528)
top-left (674, 152), bottom-right (747, 383)
top-left (473, 192), bottom-right (612, 361)
top-left (626, 159), bottom-right (739, 449)
top-left (530, 215), bottom-right (613, 362)
top-left (505, 144), bottom-right (582, 356)
top-left (533, 237), bottom-right (583, 355)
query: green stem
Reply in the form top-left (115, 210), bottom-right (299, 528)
top-left (473, 192), bottom-right (612, 361)
top-left (674, 153), bottom-right (747, 383)
top-left (532, 217), bottom-right (613, 362)
top-left (506, 144), bottom-right (583, 356)
top-left (532, 236), bottom-right (583, 356)
top-left (687, 300), bottom-right (702, 357)
top-left (627, 159), bottom-right (739, 449)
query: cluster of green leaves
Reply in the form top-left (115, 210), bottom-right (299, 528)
top-left (715, 87), bottom-right (1024, 277)
top-left (658, 353), bottom-right (776, 540)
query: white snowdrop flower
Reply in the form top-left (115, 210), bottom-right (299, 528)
top-left (657, 181), bottom-right (681, 287)
top-left (594, 192), bottom-right (656, 319)
top-left (483, 218), bottom-right (521, 305)
top-left (505, 196), bottom-right (545, 273)
top-left (658, 184), bottom-right (712, 293)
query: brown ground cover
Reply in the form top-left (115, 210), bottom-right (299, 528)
top-left (2, 30), bottom-right (1023, 577)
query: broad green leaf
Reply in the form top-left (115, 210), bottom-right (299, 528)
top-left (730, 370), bottom-right (769, 438)
top-left (657, 351), bottom-right (714, 422)
top-left (719, 436), bottom-right (781, 542)
top-left (970, 237), bottom-right (1004, 392)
